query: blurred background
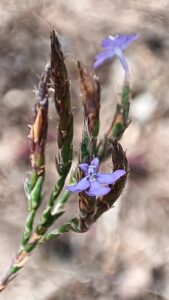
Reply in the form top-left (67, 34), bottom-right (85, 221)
top-left (1, 0), bottom-right (169, 299)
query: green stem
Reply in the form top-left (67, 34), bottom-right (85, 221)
top-left (39, 223), bottom-right (72, 244)
top-left (0, 219), bottom-right (73, 291)
top-left (97, 80), bottom-right (130, 160)
top-left (21, 210), bottom-right (36, 246)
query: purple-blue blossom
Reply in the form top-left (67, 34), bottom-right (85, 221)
top-left (93, 34), bottom-right (139, 78)
top-left (65, 157), bottom-right (126, 197)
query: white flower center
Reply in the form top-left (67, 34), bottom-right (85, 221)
top-left (114, 47), bottom-right (122, 55)
top-left (88, 166), bottom-right (97, 182)
top-left (109, 35), bottom-right (118, 40)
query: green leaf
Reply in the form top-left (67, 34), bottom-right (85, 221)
top-left (29, 176), bottom-right (44, 210)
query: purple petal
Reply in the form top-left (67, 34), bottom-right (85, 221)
top-left (86, 181), bottom-right (111, 197)
top-left (65, 176), bottom-right (90, 193)
top-left (90, 157), bottom-right (99, 170)
top-left (114, 48), bottom-right (129, 78)
top-left (79, 163), bottom-right (89, 175)
top-left (96, 169), bottom-right (126, 184)
top-left (101, 34), bottom-right (139, 50)
top-left (94, 50), bottom-right (114, 60)
top-left (119, 34), bottom-right (139, 50)
top-left (93, 49), bottom-right (115, 68)
top-left (101, 35), bottom-right (119, 49)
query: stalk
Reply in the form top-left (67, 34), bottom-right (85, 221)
top-left (97, 80), bottom-right (130, 160)
top-left (0, 64), bottom-right (51, 291)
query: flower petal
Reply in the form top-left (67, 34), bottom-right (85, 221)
top-left (119, 34), bottom-right (139, 50)
top-left (90, 157), bottom-right (99, 170)
top-left (114, 48), bottom-right (129, 78)
top-left (65, 176), bottom-right (90, 193)
top-left (101, 34), bottom-right (139, 50)
top-left (79, 163), bottom-right (89, 175)
top-left (101, 35), bottom-right (118, 49)
top-left (94, 49), bottom-right (114, 60)
top-left (93, 49), bottom-right (115, 68)
top-left (86, 181), bottom-right (111, 197)
top-left (96, 169), bottom-right (126, 184)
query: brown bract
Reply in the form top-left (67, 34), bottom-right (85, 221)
top-left (28, 64), bottom-right (50, 182)
top-left (50, 29), bottom-right (73, 154)
top-left (78, 61), bottom-right (100, 139)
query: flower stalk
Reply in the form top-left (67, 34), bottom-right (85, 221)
top-left (97, 79), bottom-right (130, 161)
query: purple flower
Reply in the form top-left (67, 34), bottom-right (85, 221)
top-left (65, 157), bottom-right (126, 197)
top-left (94, 34), bottom-right (139, 78)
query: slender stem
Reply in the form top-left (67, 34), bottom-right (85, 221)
top-left (0, 219), bottom-right (73, 291)
top-left (0, 234), bottom-right (38, 291)
top-left (96, 80), bottom-right (130, 160)
top-left (39, 223), bottom-right (72, 244)
top-left (34, 176), bottom-right (67, 235)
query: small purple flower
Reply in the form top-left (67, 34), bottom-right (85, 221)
top-left (94, 34), bottom-right (139, 78)
top-left (65, 157), bottom-right (126, 197)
